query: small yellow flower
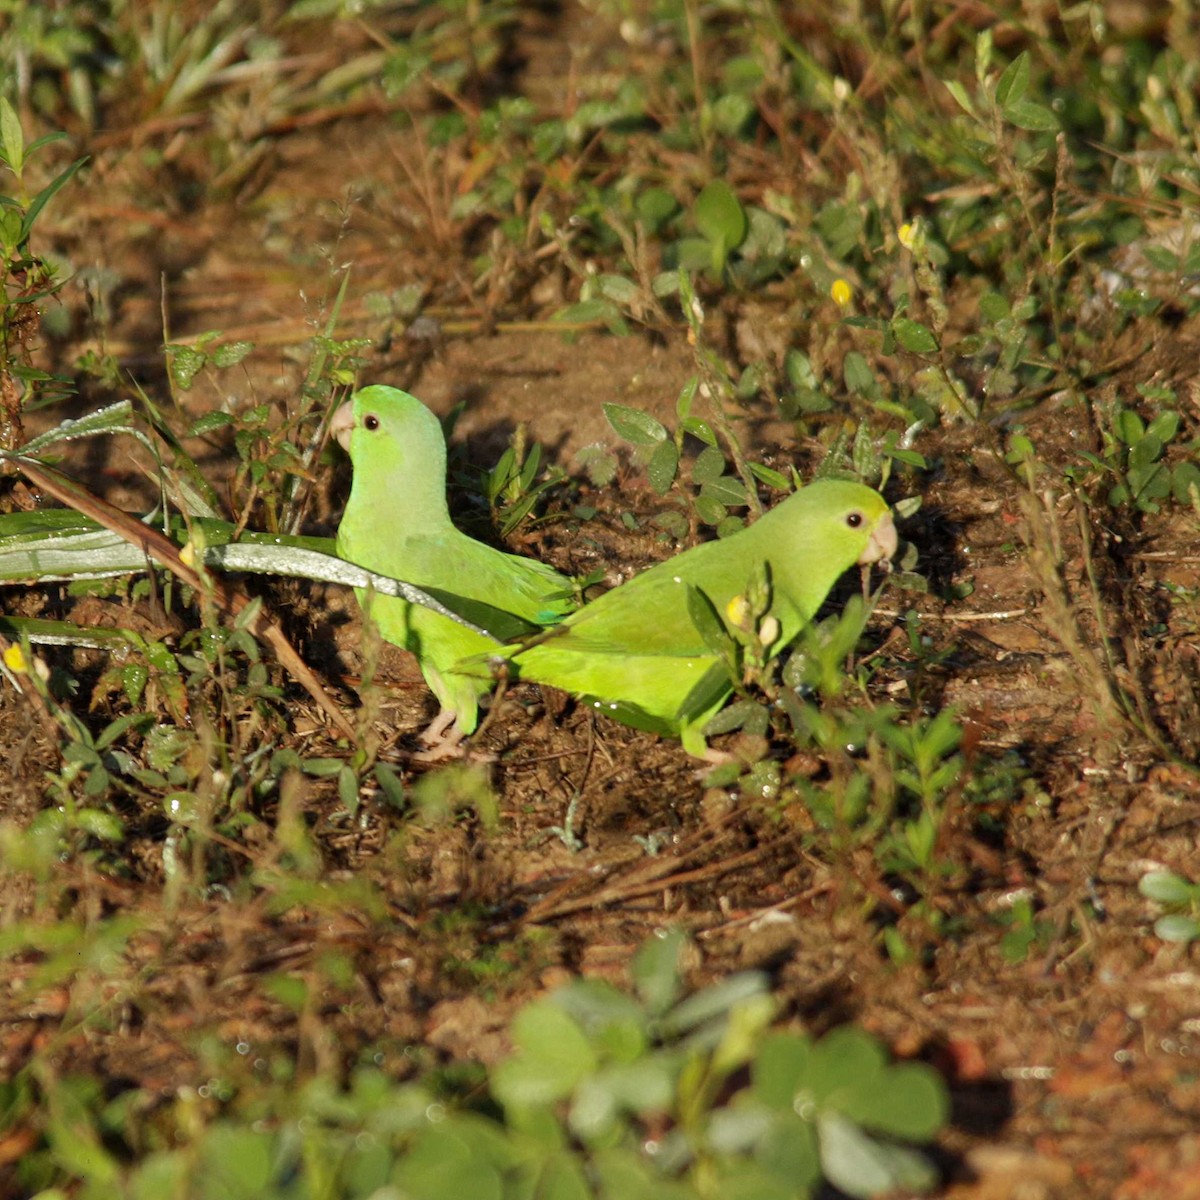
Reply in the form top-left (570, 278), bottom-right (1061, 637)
top-left (725, 594), bottom-right (750, 628)
top-left (898, 221), bottom-right (916, 250)
top-left (830, 278), bottom-right (852, 308)
top-left (179, 540), bottom-right (196, 568)
top-left (3, 643), bottom-right (27, 673)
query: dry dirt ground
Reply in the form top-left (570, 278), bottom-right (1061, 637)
top-left (4, 13), bottom-right (1200, 1200)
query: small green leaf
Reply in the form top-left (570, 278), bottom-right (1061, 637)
top-left (944, 80), bottom-right (978, 118)
top-left (554, 298), bottom-right (628, 335)
top-left (693, 180), bottom-right (748, 253)
top-left (680, 416), bottom-right (717, 446)
top-left (693, 494), bottom-right (727, 525)
top-left (647, 438), bottom-right (679, 494)
top-left (636, 186), bottom-right (678, 230)
top-left (704, 699), bottom-right (769, 736)
top-left (373, 761), bottom-right (406, 809)
top-left (75, 809), bottom-right (124, 841)
top-left (755, 1112), bottom-right (822, 1192)
top-left (492, 1002), bottom-right (597, 1107)
top-left (1003, 99), bottom-right (1059, 132)
top-left (631, 928), bottom-right (686, 1014)
top-left (748, 461), bottom-right (791, 491)
top-left (18, 156), bottom-right (89, 248)
top-left (189, 411), bottom-right (234, 437)
top-left (892, 317), bottom-right (939, 354)
top-left (603, 402), bottom-right (667, 445)
top-left (589, 273), bottom-right (641, 305)
top-left (675, 375), bottom-right (699, 419)
top-left (843, 351), bottom-right (876, 394)
top-left (806, 1026), bottom-right (887, 1106)
top-left (691, 444), bottom-right (727, 484)
top-left (1114, 408), bottom-right (1144, 444)
top-left (1171, 462), bottom-right (1200, 505)
top-left (685, 584), bottom-right (733, 659)
top-left (753, 1032), bottom-right (813, 1109)
top-left (167, 344), bottom-right (209, 391)
top-left (1155, 914), bottom-right (1200, 943)
top-left (658, 972), bottom-right (769, 1038)
top-left (819, 1113), bottom-right (938, 1198)
top-left (1146, 410), bottom-right (1179, 443)
top-left (979, 291), bottom-right (1010, 322)
top-left (855, 1062), bottom-right (949, 1139)
top-left (199, 1125), bottom-right (275, 1198)
top-left (211, 340), bottom-right (255, 368)
top-left (337, 764), bottom-right (359, 814)
top-left (994, 51), bottom-right (1030, 108)
top-left (884, 446), bottom-right (928, 469)
top-left (651, 508), bottom-right (689, 539)
top-left (701, 475), bottom-right (748, 506)
top-left (0, 97), bottom-right (24, 174)
top-left (1139, 870), bottom-right (1198, 905)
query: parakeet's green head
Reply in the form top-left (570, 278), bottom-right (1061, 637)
top-left (330, 385), bottom-right (446, 477)
top-left (763, 478), bottom-right (897, 578)
top-left (803, 479), bottom-right (897, 567)
top-left (332, 385), bottom-right (453, 534)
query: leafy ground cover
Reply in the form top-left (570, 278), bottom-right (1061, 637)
top-left (2, 1), bottom-right (1200, 1196)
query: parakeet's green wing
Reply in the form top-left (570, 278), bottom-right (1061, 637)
top-left (356, 533), bottom-right (574, 639)
top-left (512, 573), bottom-right (712, 658)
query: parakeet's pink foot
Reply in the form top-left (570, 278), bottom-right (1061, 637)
top-left (412, 708), bottom-right (467, 761)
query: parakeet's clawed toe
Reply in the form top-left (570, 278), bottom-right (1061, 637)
top-left (417, 707), bottom-right (458, 746)
top-left (411, 740), bottom-right (464, 763)
top-left (410, 708), bottom-right (466, 761)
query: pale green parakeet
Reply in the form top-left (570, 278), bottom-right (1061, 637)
top-left (482, 479), bottom-right (897, 758)
top-left (332, 385), bottom-right (576, 756)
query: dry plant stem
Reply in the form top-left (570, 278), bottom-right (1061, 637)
top-left (509, 804), bottom-right (788, 928)
top-left (462, 668), bottom-right (510, 753)
top-left (693, 347), bottom-right (764, 518)
top-left (682, 0), bottom-right (711, 157)
top-left (1016, 486), bottom-right (1124, 736)
top-left (875, 607), bottom-right (1031, 621)
top-left (1074, 497), bottom-right (1171, 755)
top-left (10, 456), bottom-right (355, 739)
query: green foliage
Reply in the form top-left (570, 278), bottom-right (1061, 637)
top-left (469, 425), bottom-right (570, 538)
top-left (0, 98), bottom-right (87, 439)
top-left (4, 931), bottom-right (947, 1199)
top-left (1019, 395), bottom-right (1200, 515)
top-left (675, 180), bottom-right (748, 278)
top-left (996, 895), bottom-right (1055, 964)
top-left (603, 390), bottom-right (759, 536)
top-left (1140, 870), bottom-right (1200, 944)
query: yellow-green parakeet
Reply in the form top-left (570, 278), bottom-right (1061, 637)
top-left (486, 479), bottom-right (897, 758)
top-left (332, 385), bottom-right (576, 756)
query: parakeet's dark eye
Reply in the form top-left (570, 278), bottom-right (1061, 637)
top-left (364, 414), bottom-right (380, 431)
top-left (846, 511), bottom-right (864, 528)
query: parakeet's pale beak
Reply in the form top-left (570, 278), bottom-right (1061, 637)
top-left (329, 401), bottom-right (354, 451)
top-left (859, 511), bottom-right (898, 566)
